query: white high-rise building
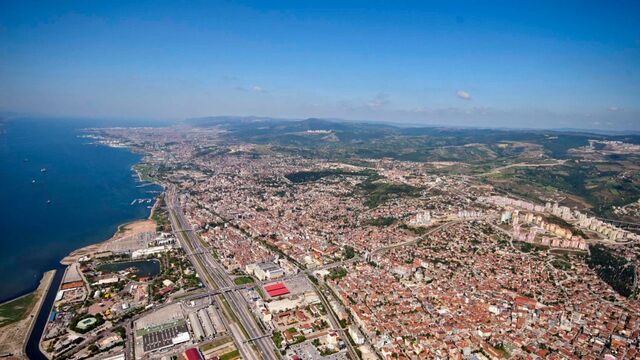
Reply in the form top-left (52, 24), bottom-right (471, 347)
top-left (410, 211), bottom-right (431, 226)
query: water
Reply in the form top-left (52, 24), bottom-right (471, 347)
top-left (25, 265), bottom-right (64, 360)
top-left (97, 259), bottom-right (162, 277)
top-left (0, 117), bottom-right (165, 303)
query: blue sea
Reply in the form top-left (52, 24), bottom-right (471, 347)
top-left (0, 117), bottom-right (165, 303)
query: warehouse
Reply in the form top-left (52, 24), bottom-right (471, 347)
top-left (264, 282), bottom-right (290, 297)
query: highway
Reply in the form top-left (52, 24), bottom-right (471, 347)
top-left (165, 190), bottom-right (279, 360)
top-left (165, 186), bottom-right (471, 360)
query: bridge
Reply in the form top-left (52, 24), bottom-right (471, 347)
top-left (179, 283), bottom-right (255, 301)
top-left (184, 250), bottom-right (206, 256)
top-left (244, 333), bottom-right (273, 343)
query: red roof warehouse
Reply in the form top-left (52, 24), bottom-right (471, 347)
top-left (184, 348), bottom-right (203, 360)
top-left (264, 282), bottom-right (290, 297)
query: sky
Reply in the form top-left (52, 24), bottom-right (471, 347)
top-left (1, 1), bottom-right (639, 130)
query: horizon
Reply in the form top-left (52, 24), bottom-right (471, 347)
top-left (1, 1), bottom-right (639, 130)
top-left (3, 113), bottom-right (640, 136)
top-left (2, 4), bottom-right (640, 358)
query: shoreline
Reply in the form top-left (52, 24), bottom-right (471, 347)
top-left (0, 130), bottom-right (164, 358)
top-left (61, 185), bottom-right (163, 266)
top-left (2, 202), bottom-right (161, 305)
top-left (27, 198), bottom-right (161, 359)
top-left (26, 164), bottom-right (163, 359)
top-left (60, 218), bottom-right (157, 265)
top-left (26, 204), bottom-right (159, 359)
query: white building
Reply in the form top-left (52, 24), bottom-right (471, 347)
top-left (131, 245), bottom-right (172, 259)
top-left (349, 325), bottom-right (365, 345)
top-left (252, 262), bottom-right (284, 281)
top-left (409, 211), bottom-right (431, 226)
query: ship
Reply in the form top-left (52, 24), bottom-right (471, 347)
top-left (40, 168), bottom-right (47, 172)
top-left (47, 200), bottom-right (52, 205)
top-left (32, 179), bottom-right (36, 184)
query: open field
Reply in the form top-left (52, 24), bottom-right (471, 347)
top-left (0, 294), bottom-right (35, 327)
top-left (0, 270), bottom-right (55, 358)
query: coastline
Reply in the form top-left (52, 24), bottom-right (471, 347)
top-left (24, 161), bottom-right (163, 359)
top-left (60, 218), bottom-right (157, 265)
top-left (25, 208), bottom-right (159, 359)
top-left (37, 268), bottom-right (68, 360)
top-left (25, 209), bottom-right (160, 359)
top-left (0, 121), bottom-right (165, 359)
top-left (61, 165), bottom-right (162, 266)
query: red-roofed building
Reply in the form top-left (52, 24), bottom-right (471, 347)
top-left (264, 282), bottom-right (285, 292)
top-left (184, 348), bottom-right (203, 360)
top-left (264, 282), bottom-right (290, 297)
top-left (515, 296), bottom-right (537, 309)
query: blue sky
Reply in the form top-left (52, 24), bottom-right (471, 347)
top-left (1, 1), bottom-right (639, 130)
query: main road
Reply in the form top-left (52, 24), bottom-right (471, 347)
top-left (165, 189), bottom-right (279, 360)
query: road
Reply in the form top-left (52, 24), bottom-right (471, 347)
top-left (163, 191), bottom-right (484, 360)
top-left (165, 190), bottom-right (279, 360)
top-left (368, 216), bottom-right (496, 257)
top-left (475, 159), bottom-right (567, 177)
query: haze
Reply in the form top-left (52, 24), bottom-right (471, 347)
top-left (1, 1), bottom-right (639, 130)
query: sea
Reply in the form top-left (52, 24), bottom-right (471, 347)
top-left (0, 117), bottom-right (166, 303)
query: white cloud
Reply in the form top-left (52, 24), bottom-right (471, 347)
top-left (607, 106), bottom-right (621, 112)
top-left (232, 82), bottom-right (268, 93)
top-left (456, 90), bottom-right (471, 100)
top-left (367, 93), bottom-right (390, 109)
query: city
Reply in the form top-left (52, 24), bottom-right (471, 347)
top-left (25, 119), bottom-right (637, 360)
top-left (1, 2), bottom-right (639, 360)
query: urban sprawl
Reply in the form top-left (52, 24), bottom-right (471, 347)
top-left (38, 125), bottom-right (640, 360)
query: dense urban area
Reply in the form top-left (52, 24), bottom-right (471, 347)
top-left (14, 118), bottom-right (640, 360)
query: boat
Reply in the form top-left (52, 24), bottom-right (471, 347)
top-left (46, 200), bottom-right (52, 205)
top-left (32, 179), bottom-right (36, 184)
top-left (40, 168), bottom-right (47, 172)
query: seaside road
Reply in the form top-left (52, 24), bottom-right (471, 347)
top-left (166, 190), bottom-right (279, 360)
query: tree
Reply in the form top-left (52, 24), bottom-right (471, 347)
top-left (343, 246), bottom-right (355, 259)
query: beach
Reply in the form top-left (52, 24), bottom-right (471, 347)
top-left (61, 219), bottom-right (156, 265)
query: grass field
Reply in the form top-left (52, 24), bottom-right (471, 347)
top-left (219, 350), bottom-right (240, 360)
top-left (233, 276), bottom-right (254, 285)
top-left (0, 293), bottom-right (35, 327)
top-left (200, 336), bottom-right (233, 352)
